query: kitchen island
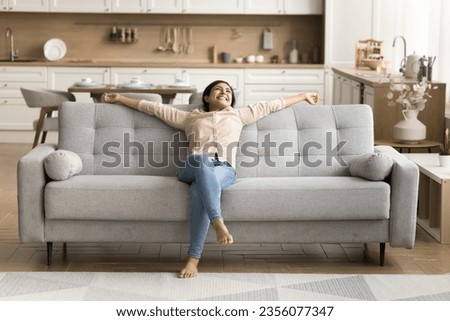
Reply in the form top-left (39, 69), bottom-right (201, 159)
top-left (333, 68), bottom-right (447, 144)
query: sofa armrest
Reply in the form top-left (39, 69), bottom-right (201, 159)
top-left (17, 144), bottom-right (56, 242)
top-left (375, 145), bottom-right (419, 248)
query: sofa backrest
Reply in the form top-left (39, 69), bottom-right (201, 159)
top-left (58, 102), bottom-right (374, 177)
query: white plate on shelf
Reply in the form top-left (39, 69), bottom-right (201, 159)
top-left (44, 38), bottom-right (67, 61)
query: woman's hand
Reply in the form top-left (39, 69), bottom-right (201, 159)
top-left (305, 92), bottom-right (319, 105)
top-left (103, 93), bottom-right (121, 103)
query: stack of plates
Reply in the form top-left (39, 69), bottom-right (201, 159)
top-left (44, 38), bottom-right (67, 61)
top-left (73, 78), bottom-right (103, 87)
top-left (119, 77), bottom-right (152, 89)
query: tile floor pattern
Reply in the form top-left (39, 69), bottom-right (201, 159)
top-left (1, 272), bottom-right (450, 301)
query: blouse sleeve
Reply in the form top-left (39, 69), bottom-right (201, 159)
top-left (236, 98), bottom-right (286, 125)
top-left (137, 100), bottom-right (189, 130)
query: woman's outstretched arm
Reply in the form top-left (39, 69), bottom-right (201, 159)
top-left (103, 93), bottom-right (140, 109)
top-left (283, 92), bottom-right (319, 107)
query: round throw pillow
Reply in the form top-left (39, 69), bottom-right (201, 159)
top-left (44, 150), bottom-right (83, 181)
top-left (349, 152), bottom-right (393, 181)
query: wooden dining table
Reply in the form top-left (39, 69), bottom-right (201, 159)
top-left (68, 84), bottom-right (197, 104)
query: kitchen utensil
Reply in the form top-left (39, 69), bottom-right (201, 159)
top-left (172, 27), bottom-right (180, 53)
top-left (187, 27), bottom-right (194, 54)
top-left (44, 38), bottom-right (67, 61)
top-left (402, 53), bottom-right (421, 78)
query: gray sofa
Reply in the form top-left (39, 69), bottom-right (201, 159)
top-left (17, 102), bottom-right (419, 266)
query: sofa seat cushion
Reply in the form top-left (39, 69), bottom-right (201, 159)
top-left (45, 175), bottom-right (390, 222)
top-left (221, 176), bottom-right (390, 221)
top-left (45, 175), bottom-right (190, 221)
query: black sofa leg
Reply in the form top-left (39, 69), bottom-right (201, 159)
top-left (47, 242), bottom-right (53, 265)
top-left (379, 243), bottom-right (386, 266)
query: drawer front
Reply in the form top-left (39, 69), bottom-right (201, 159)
top-left (0, 67), bottom-right (47, 82)
top-left (244, 84), bottom-right (324, 105)
top-left (245, 68), bottom-right (324, 84)
top-left (0, 81), bottom-right (48, 99)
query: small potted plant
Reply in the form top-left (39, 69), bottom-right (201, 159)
top-left (439, 128), bottom-right (450, 167)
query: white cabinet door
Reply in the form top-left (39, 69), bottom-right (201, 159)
top-left (362, 84), bottom-right (374, 109)
top-left (245, 68), bottom-right (324, 84)
top-left (284, 0), bottom-right (323, 14)
top-left (111, 0), bottom-right (145, 13)
top-left (147, 0), bottom-right (181, 13)
top-left (48, 67), bottom-right (110, 102)
top-left (182, 68), bottom-right (245, 106)
top-left (2, 0), bottom-right (48, 11)
top-left (245, 0), bottom-right (282, 14)
top-left (49, 0), bottom-right (111, 13)
top-left (111, 67), bottom-right (184, 103)
top-left (0, 67), bottom-right (47, 131)
top-left (183, 0), bottom-right (244, 14)
top-left (245, 68), bottom-right (324, 105)
top-left (351, 80), bottom-right (362, 104)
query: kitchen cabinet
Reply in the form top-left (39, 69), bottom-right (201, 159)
top-left (245, 0), bottom-right (322, 15)
top-left (1, 0), bottom-right (48, 11)
top-left (181, 68), bottom-right (245, 106)
top-left (244, 68), bottom-right (324, 105)
top-left (48, 67), bottom-right (110, 102)
top-left (284, 0), bottom-right (322, 14)
top-left (146, 0), bottom-right (179, 13)
top-left (0, 66), bottom-right (47, 131)
top-left (362, 84), bottom-right (374, 109)
top-left (332, 74), bottom-right (360, 105)
top-left (111, 0), bottom-right (146, 13)
top-left (183, 0), bottom-right (244, 14)
top-left (49, 0), bottom-right (111, 13)
top-left (147, 0), bottom-right (243, 14)
top-left (333, 68), bottom-right (447, 144)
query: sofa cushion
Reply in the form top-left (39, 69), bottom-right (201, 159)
top-left (45, 175), bottom-right (390, 222)
top-left (349, 152), bottom-right (393, 181)
top-left (44, 150), bottom-right (83, 181)
top-left (45, 175), bottom-right (190, 221)
top-left (222, 176), bottom-right (390, 221)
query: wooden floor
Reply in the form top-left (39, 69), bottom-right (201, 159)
top-left (2, 143), bottom-right (450, 274)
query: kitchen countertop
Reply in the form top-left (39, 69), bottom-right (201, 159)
top-left (333, 67), bottom-right (445, 87)
top-left (0, 59), bottom-right (325, 69)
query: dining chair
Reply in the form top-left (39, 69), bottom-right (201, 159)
top-left (20, 87), bottom-right (76, 148)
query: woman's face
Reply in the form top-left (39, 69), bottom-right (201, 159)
top-left (204, 82), bottom-right (233, 111)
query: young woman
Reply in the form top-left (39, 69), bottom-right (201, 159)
top-left (103, 80), bottom-right (318, 278)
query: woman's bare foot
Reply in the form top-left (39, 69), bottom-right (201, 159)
top-left (212, 219), bottom-right (234, 245)
top-left (179, 257), bottom-right (200, 278)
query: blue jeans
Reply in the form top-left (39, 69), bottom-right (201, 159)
top-left (177, 153), bottom-right (236, 258)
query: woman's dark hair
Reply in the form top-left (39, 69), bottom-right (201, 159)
top-left (202, 80), bottom-right (236, 112)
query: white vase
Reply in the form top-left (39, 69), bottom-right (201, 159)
top-left (393, 109), bottom-right (426, 143)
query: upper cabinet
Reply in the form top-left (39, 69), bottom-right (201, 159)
top-left (49, 0), bottom-right (111, 13)
top-left (29, 0), bottom-right (322, 14)
top-left (146, 0), bottom-right (180, 13)
top-left (284, 0), bottom-right (322, 14)
top-left (1, 0), bottom-right (48, 12)
top-left (245, 0), bottom-right (322, 15)
top-left (183, 0), bottom-right (244, 14)
top-left (111, 0), bottom-right (146, 13)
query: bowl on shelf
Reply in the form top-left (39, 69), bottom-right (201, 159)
top-left (362, 58), bottom-right (380, 70)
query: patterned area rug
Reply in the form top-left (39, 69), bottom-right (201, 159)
top-left (1, 272), bottom-right (450, 301)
